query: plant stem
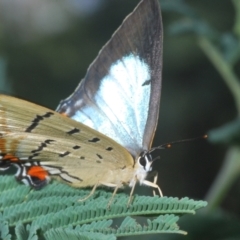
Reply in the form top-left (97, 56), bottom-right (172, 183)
top-left (198, 37), bottom-right (240, 115)
top-left (232, 0), bottom-right (240, 37)
top-left (204, 147), bottom-right (240, 212)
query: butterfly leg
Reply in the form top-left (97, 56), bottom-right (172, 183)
top-left (152, 171), bottom-right (162, 197)
top-left (78, 183), bottom-right (98, 202)
top-left (108, 185), bottom-right (119, 209)
top-left (142, 171), bottom-right (163, 197)
top-left (128, 178), bottom-right (137, 207)
top-left (100, 182), bottom-right (121, 209)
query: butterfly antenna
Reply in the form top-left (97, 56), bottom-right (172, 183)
top-left (149, 134), bottom-right (208, 153)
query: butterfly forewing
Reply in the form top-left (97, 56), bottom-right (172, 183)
top-left (56, 0), bottom-right (163, 157)
top-left (0, 95), bottom-right (134, 186)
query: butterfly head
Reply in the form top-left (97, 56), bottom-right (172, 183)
top-left (132, 150), bottom-right (154, 186)
top-left (138, 151), bottom-right (153, 171)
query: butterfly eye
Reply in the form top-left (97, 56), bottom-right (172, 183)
top-left (139, 156), bottom-right (147, 169)
top-left (138, 151), bottom-right (152, 170)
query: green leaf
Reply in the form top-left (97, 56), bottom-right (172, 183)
top-left (208, 118), bottom-right (240, 146)
top-left (0, 175), bottom-right (207, 239)
top-left (0, 221), bottom-right (11, 240)
top-left (168, 18), bottom-right (217, 38)
top-left (45, 228), bottom-right (116, 240)
top-left (161, 0), bottom-right (197, 18)
top-left (15, 223), bottom-right (38, 240)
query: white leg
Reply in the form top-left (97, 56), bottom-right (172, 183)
top-left (142, 178), bottom-right (163, 197)
top-left (153, 171), bottom-right (159, 196)
top-left (78, 183), bottom-right (98, 202)
top-left (128, 178), bottom-right (137, 207)
top-left (100, 182), bottom-right (121, 209)
top-left (107, 185), bottom-right (119, 209)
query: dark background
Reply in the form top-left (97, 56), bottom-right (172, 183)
top-left (0, 0), bottom-right (238, 218)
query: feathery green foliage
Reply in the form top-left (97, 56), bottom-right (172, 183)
top-left (0, 175), bottom-right (207, 239)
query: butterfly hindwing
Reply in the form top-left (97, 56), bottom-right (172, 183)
top-left (0, 95), bottom-right (134, 187)
top-left (56, 0), bottom-right (163, 157)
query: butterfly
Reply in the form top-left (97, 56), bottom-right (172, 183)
top-left (0, 0), bottom-right (163, 205)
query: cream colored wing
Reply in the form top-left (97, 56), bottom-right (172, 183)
top-left (0, 95), bottom-right (134, 187)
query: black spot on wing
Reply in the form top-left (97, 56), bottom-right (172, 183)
top-left (106, 147), bottom-right (113, 151)
top-left (66, 128), bottom-right (80, 135)
top-left (31, 139), bottom-right (55, 154)
top-left (96, 154), bottom-right (102, 159)
top-left (28, 153), bottom-right (39, 160)
top-left (73, 145), bottom-right (81, 150)
top-left (88, 137), bottom-right (100, 143)
top-left (142, 79), bottom-right (151, 86)
top-left (80, 156), bottom-right (85, 160)
top-left (96, 160), bottom-right (101, 163)
top-left (59, 173), bottom-right (83, 182)
top-left (45, 139), bottom-right (55, 144)
top-left (59, 151), bottom-right (70, 157)
top-left (26, 112), bottom-right (54, 132)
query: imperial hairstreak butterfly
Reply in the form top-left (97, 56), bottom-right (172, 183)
top-left (0, 0), bottom-right (163, 204)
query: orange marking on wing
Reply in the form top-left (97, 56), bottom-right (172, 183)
top-left (9, 137), bottom-right (24, 154)
top-left (2, 154), bottom-right (19, 162)
top-left (27, 166), bottom-right (48, 180)
top-left (0, 137), bottom-right (25, 157)
top-left (0, 138), bottom-right (7, 153)
top-left (0, 127), bottom-right (26, 156)
top-left (61, 112), bottom-right (69, 117)
top-left (0, 107), bottom-right (26, 154)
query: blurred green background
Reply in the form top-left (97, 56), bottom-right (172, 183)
top-left (0, 0), bottom-right (240, 238)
